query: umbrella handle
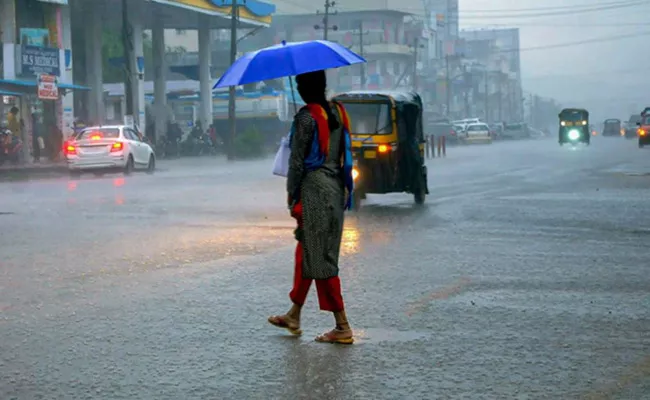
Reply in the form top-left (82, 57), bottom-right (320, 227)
top-left (289, 76), bottom-right (297, 115)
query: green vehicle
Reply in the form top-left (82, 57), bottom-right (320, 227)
top-left (558, 108), bottom-right (590, 146)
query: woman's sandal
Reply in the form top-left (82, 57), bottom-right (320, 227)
top-left (315, 328), bottom-right (354, 344)
top-left (268, 315), bottom-right (302, 336)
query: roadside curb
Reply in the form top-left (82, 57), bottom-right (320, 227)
top-left (0, 165), bottom-right (68, 181)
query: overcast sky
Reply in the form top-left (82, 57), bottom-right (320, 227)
top-left (461, 0), bottom-right (650, 120)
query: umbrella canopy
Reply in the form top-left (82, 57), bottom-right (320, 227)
top-left (214, 40), bottom-right (365, 89)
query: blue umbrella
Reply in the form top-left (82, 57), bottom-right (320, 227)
top-left (213, 40), bottom-right (366, 89)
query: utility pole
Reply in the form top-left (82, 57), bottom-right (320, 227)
top-left (497, 73), bottom-right (503, 123)
top-left (412, 38), bottom-right (419, 92)
top-left (351, 20), bottom-right (368, 89)
top-left (484, 70), bottom-right (489, 122)
top-left (121, 0), bottom-right (134, 127)
top-left (445, 55), bottom-right (451, 117)
top-left (463, 67), bottom-right (470, 118)
top-left (226, 0), bottom-right (241, 160)
top-left (314, 1), bottom-right (337, 40)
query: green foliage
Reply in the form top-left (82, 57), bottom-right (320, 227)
top-left (233, 125), bottom-right (266, 159)
top-left (101, 30), bottom-right (186, 83)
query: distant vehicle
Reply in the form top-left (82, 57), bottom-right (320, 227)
top-left (64, 125), bottom-right (156, 177)
top-left (636, 113), bottom-right (650, 148)
top-left (624, 115), bottom-right (641, 139)
top-left (452, 118), bottom-right (482, 131)
top-left (602, 118), bottom-right (621, 137)
top-left (558, 108), bottom-right (590, 146)
top-left (501, 122), bottom-right (530, 140)
top-left (462, 123), bottom-right (492, 144)
top-left (489, 123), bottom-right (503, 139)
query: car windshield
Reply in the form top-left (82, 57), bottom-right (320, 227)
top-left (643, 116), bottom-right (650, 125)
top-left (505, 123), bottom-right (524, 130)
top-left (342, 102), bottom-right (392, 134)
top-left (76, 128), bottom-right (120, 140)
top-left (560, 112), bottom-right (586, 122)
top-left (467, 125), bottom-right (487, 131)
top-left (629, 115), bottom-right (642, 124)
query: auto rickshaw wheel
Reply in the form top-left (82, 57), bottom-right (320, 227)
top-left (414, 175), bottom-right (426, 205)
top-left (352, 190), bottom-right (362, 211)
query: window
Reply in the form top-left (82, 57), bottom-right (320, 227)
top-left (340, 102), bottom-right (392, 134)
top-left (76, 128), bottom-right (120, 140)
top-left (124, 128), bottom-right (140, 141)
top-left (467, 124), bottom-right (488, 131)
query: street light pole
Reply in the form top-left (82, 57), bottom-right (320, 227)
top-left (121, 0), bottom-right (134, 127)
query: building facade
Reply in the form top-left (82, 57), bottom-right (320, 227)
top-left (460, 28), bottom-right (524, 123)
top-left (1, 0), bottom-right (76, 163)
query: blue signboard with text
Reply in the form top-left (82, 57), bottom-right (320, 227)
top-left (21, 45), bottom-right (60, 77)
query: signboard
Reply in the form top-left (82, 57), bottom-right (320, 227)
top-left (21, 45), bottom-right (60, 77)
top-left (37, 0), bottom-right (68, 4)
top-left (19, 28), bottom-right (50, 47)
top-left (38, 74), bottom-right (58, 100)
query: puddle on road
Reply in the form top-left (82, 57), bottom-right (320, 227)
top-left (351, 328), bottom-right (429, 344)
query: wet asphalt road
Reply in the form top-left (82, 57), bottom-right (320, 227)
top-left (0, 138), bottom-right (649, 399)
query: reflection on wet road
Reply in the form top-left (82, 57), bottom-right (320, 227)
top-left (1, 139), bottom-right (649, 399)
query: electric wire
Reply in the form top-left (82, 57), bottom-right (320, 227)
top-left (456, 0), bottom-right (647, 13)
top-left (492, 30), bottom-right (650, 53)
top-left (453, 1), bottom-right (650, 19)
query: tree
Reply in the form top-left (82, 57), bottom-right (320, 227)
top-left (101, 30), bottom-right (155, 83)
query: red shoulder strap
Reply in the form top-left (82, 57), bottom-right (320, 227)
top-left (332, 101), bottom-right (351, 134)
top-left (305, 103), bottom-right (330, 157)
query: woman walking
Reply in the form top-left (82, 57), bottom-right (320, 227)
top-left (268, 70), bottom-right (355, 344)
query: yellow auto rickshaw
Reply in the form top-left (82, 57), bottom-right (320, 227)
top-left (332, 90), bottom-right (429, 210)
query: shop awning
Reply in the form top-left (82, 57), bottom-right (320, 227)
top-left (59, 83), bottom-right (90, 91)
top-left (0, 79), bottom-right (90, 92)
top-left (0, 89), bottom-right (23, 96)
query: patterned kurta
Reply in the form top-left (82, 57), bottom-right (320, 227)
top-left (287, 106), bottom-right (346, 280)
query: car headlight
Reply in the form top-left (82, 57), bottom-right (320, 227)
top-left (560, 121), bottom-right (566, 126)
top-left (568, 130), bottom-right (580, 140)
top-left (581, 120), bottom-right (587, 126)
top-left (352, 167), bottom-right (359, 181)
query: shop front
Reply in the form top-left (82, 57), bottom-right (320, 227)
top-left (0, 0), bottom-right (86, 162)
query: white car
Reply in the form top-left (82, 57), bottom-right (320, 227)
top-left (64, 125), bottom-right (156, 176)
top-left (462, 123), bottom-right (492, 144)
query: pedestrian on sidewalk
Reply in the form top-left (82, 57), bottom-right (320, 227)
top-left (268, 70), bottom-right (355, 344)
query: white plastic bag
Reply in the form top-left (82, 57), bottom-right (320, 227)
top-left (272, 135), bottom-right (291, 177)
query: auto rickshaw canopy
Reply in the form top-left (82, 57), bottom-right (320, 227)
top-left (559, 108), bottom-right (589, 119)
top-left (332, 90), bottom-right (424, 142)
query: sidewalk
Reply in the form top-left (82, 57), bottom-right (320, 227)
top-left (0, 155), bottom-right (273, 181)
top-left (0, 160), bottom-right (68, 180)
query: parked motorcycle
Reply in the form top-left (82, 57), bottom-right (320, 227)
top-left (0, 127), bottom-right (24, 166)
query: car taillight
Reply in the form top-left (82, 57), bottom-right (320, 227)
top-left (65, 144), bottom-right (76, 155)
top-left (110, 142), bottom-right (124, 152)
top-left (639, 129), bottom-right (647, 137)
top-left (450, 130), bottom-right (457, 136)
